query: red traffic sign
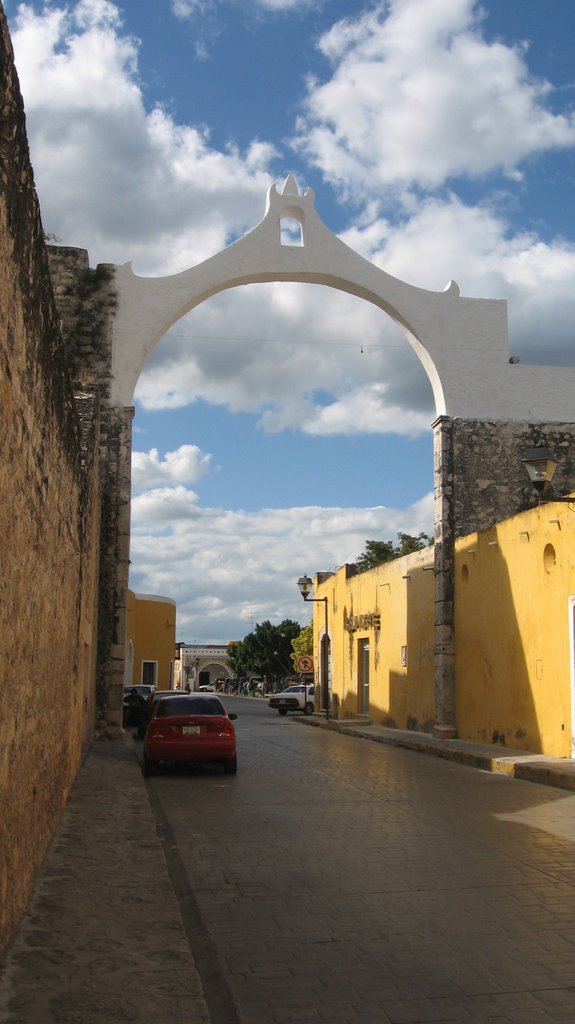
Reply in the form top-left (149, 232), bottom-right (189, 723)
top-left (297, 655), bottom-right (314, 673)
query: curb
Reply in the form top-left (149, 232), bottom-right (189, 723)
top-left (294, 715), bottom-right (575, 793)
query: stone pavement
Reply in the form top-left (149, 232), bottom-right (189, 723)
top-left (0, 735), bottom-right (210, 1024)
top-left (1, 717), bottom-right (575, 1024)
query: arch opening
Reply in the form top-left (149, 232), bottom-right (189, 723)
top-left (130, 280), bottom-right (435, 642)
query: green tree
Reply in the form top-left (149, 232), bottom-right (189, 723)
top-left (355, 532), bottom-right (432, 572)
top-left (396, 531), bottom-right (432, 555)
top-left (291, 624), bottom-right (313, 670)
top-left (227, 619), bottom-right (301, 683)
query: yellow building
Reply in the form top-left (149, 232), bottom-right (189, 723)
top-left (455, 503), bottom-right (575, 757)
top-left (313, 548), bottom-right (436, 732)
top-left (125, 591), bottom-right (176, 691)
top-left (313, 503), bottom-right (575, 758)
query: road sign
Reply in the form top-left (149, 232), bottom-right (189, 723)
top-left (296, 655), bottom-right (314, 673)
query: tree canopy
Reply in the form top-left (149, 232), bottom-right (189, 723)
top-left (355, 532), bottom-right (432, 573)
top-left (227, 619), bottom-right (302, 682)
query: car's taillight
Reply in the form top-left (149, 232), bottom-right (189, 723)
top-left (218, 722), bottom-right (235, 737)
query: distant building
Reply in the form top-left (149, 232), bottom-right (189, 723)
top-left (175, 643), bottom-right (233, 690)
top-left (125, 591), bottom-right (176, 690)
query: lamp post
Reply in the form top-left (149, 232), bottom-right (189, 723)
top-left (522, 448), bottom-right (575, 504)
top-left (297, 574), bottom-right (330, 719)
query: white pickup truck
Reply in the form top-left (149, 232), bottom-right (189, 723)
top-left (268, 684), bottom-right (315, 716)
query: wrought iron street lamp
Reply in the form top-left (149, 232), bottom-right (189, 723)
top-left (297, 574), bottom-right (330, 719)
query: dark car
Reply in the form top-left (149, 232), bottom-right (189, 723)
top-left (123, 684), bottom-right (155, 728)
top-left (143, 694), bottom-right (238, 776)
top-left (136, 689), bottom-right (181, 738)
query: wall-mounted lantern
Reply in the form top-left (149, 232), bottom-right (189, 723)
top-left (521, 448), bottom-right (574, 503)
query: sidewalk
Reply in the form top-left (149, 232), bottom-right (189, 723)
top-left (296, 713), bottom-right (575, 792)
top-left (0, 734), bottom-right (210, 1024)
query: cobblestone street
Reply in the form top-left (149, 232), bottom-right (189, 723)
top-left (150, 698), bottom-right (575, 1024)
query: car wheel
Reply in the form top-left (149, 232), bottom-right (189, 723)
top-left (278, 708), bottom-right (288, 716)
top-left (223, 755), bottom-right (237, 775)
top-left (304, 702), bottom-right (314, 715)
top-left (143, 756), bottom-right (156, 777)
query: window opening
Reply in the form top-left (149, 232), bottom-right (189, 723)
top-left (280, 217), bottom-right (303, 246)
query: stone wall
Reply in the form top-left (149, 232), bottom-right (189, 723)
top-left (449, 418), bottom-right (575, 537)
top-left (46, 246), bottom-right (131, 737)
top-left (0, 6), bottom-right (100, 952)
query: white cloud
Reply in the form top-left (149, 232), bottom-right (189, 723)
top-left (171, 0), bottom-right (207, 16)
top-left (9, 1), bottom-right (278, 274)
top-left (134, 281), bottom-right (435, 435)
top-left (251, 0), bottom-right (315, 8)
top-left (132, 445), bottom-right (212, 493)
top-left (129, 491), bottom-right (435, 640)
top-left (131, 485), bottom-right (202, 529)
top-left (293, 0), bottom-right (575, 198)
top-left (171, 0), bottom-right (313, 18)
top-left (298, 384), bottom-right (432, 436)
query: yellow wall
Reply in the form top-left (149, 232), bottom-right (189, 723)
top-left (315, 549), bottom-right (435, 731)
top-left (313, 503), bottom-right (575, 757)
top-left (126, 591), bottom-right (176, 690)
top-left (455, 504), bottom-right (575, 757)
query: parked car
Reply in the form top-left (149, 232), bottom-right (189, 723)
top-left (268, 684), bottom-right (315, 716)
top-left (125, 684), bottom-right (155, 698)
top-left (143, 694), bottom-right (238, 776)
top-left (123, 684), bottom-right (155, 728)
top-left (136, 689), bottom-right (181, 738)
top-left (198, 683), bottom-right (215, 692)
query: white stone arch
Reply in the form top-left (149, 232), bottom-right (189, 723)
top-left (110, 175), bottom-right (575, 422)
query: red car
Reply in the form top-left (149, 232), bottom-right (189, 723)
top-left (143, 694), bottom-right (238, 776)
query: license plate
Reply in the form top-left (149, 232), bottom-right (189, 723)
top-left (182, 725), bottom-right (201, 735)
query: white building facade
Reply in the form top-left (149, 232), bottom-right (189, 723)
top-left (175, 644), bottom-right (232, 690)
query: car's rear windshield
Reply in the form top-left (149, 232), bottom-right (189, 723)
top-left (156, 697), bottom-right (225, 717)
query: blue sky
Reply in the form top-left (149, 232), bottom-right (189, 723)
top-left (6, 0), bottom-right (575, 642)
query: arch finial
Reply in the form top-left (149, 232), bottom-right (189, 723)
top-left (281, 174), bottom-right (300, 196)
top-left (443, 279), bottom-right (460, 297)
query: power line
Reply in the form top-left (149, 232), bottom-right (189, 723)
top-left (129, 329), bottom-right (408, 352)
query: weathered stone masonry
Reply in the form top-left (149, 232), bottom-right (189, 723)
top-left (0, 5), bottom-right (101, 952)
top-left (47, 247), bottom-right (133, 738)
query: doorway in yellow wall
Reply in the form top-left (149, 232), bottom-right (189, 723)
top-left (358, 639), bottom-right (370, 715)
